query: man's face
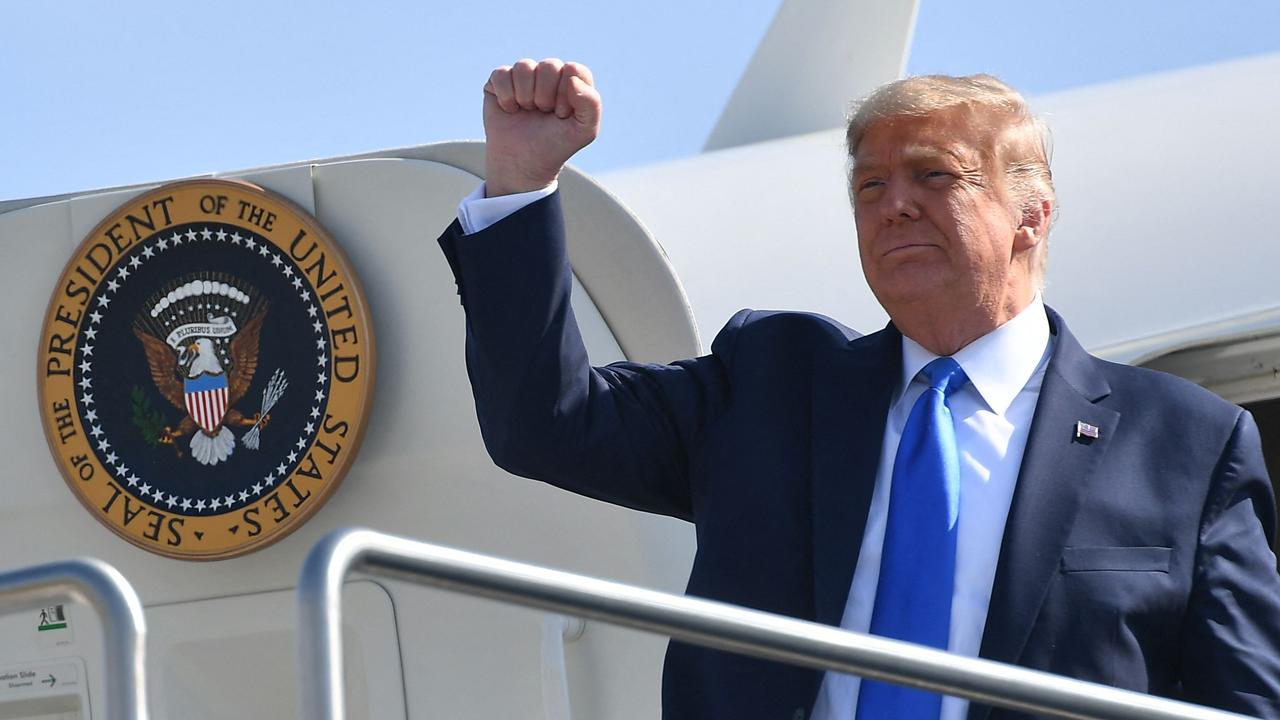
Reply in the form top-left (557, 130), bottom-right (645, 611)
top-left (852, 109), bottom-right (1027, 317)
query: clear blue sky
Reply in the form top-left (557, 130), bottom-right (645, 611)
top-left (3, 0), bottom-right (1278, 202)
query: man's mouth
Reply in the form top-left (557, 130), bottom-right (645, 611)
top-left (883, 243), bottom-right (937, 257)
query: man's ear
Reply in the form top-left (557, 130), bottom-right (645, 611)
top-left (1014, 198), bottom-right (1053, 252)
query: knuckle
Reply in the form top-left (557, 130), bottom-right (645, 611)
top-left (513, 58), bottom-right (537, 73)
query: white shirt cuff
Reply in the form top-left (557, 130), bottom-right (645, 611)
top-left (457, 181), bottom-right (558, 235)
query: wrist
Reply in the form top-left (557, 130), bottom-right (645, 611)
top-left (484, 161), bottom-right (559, 198)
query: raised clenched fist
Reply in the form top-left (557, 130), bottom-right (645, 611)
top-left (483, 58), bottom-right (601, 197)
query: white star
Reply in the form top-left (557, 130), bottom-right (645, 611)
top-left (304, 422), bottom-right (315, 434)
top-left (195, 499), bottom-right (206, 511)
top-left (239, 490), bottom-right (249, 501)
top-left (96, 295), bottom-right (110, 307)
top-left (215, 229), bottom-right (227, 241)
top-left (283, 266), bottom-right (294, 277)
top-left (83, 327), bottom-right (97, 340)
top-left (306, 304), bottom-right (318, 317)
top-left (117, 266), bottom-right (130, 280)
top-left (181, 498), bottom-right (192, 510)
top-left (296, 437), bottom-right (307, 449)
top-left (82, 344), bottom-right (94, 356)
top-left (79, 359), bottom-right (92, 373)
top-left (292, 277), bottom-right (303, 289)
top-left (232, 232), bottom-right (243, 244)
top-left (310, 406), bottom-right (320, 419)
top-left (271, 254), bottom-right (282, 267)
top-left (172, 232), bottom-right (184, 245)
top-left (317, 372), bottom-right (326, 383)
top-left (126, 474), bottom-right (139, 487)
top-left (186, 229), bottom-right (198, 242)
top-left (89, 310), bottom-right (102, 324)
top-left (315, 338), bottom-right (325, 350)
top-left (165, 494), bottom-right (177, 508)
top-left (210, 497), bottom-right (221, 510)
top-left (105, 451), bottom-right (118, 465)
top-left (142, 246), bottom-right (155, 258)
top-left (85, 409), bottom-right (98, 422)
top-left (244, 236), bottom-right (257, 250)
top-left (96, 438), bottom-right (110, 451)
top-left (224, 495), bottom-right (234, 506)
top-left (312, 320), bottom-right (323, 333)
top-left (258, 245), bottom-right (271, 257)
top-left (298, 288), bottom-right (309, 301)
top-left (200, 228), bottom-right (213, 241)
top-left (287, 451), bottom-right (298, 462)
top-left (314, 389), bottom-right (325, 402)
top-left (106, 279), bottom-right (119, 292)
top-left (78, 376), bottom-right (92, 389)
top-left (90, 425), bottom-right (104, 438)
top-left (253, 482), bottom-right (264, 494)
top-left (118, 464), bottom-right (129, 476)
top-left (276, 463), bottom-right (288, 475)
top-left (317, 354), bottom-right (327, 367)
top-left (82, 393), bottom-right (94, 405)
top-left (139, 482), bottom-right (151, 495)
top-left (263, 473), bottom-right (274, 483)
top-left (128, 255), bottom-right (142, 269)
top-left (157, 236), bottom-right (169, 250)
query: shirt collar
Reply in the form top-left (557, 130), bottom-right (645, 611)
top-left (897, 295), bottom-right (1051, 416)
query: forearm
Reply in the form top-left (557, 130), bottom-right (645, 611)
top-left (438, 192), bottom-right (717, 518)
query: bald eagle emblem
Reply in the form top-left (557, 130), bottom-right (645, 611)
top-left (132, 274), bottom-right (285, 466)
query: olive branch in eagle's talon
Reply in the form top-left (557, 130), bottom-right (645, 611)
top-left (130, 385), bottom-right (168, 448)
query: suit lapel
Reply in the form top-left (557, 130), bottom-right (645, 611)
top-left (811, 326), bottom-right (900, 628)
top-left (968, 308), bottom-right (1120, 720)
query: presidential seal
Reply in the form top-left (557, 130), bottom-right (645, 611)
top-left (38, 179), bottom-right (375, 560)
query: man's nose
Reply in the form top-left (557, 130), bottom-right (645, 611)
top-left (882, 177), bottom-right (920, 223)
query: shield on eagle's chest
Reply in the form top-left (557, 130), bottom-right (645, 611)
top-left (184, 373), bottom-right (229, 434)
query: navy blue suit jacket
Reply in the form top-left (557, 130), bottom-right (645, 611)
top-left (438, 192), bottom-right (1280, 718)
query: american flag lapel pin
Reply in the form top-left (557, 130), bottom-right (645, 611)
top-left (1075, 420), bottom-right (1101, 440)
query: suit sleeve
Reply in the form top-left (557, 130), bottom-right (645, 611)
top-left (1181, 409), bottom-right (1280, 716)
top-left (437, 191), bottom-right (743, 521)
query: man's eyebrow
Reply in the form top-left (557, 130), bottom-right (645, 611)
top-left (852, 161), bottom-right (886, 177)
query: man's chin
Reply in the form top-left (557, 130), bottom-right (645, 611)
top-left (868, 269), bottom-right (951, 309)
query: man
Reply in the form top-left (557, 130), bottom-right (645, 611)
top-left (437, 58), bottom-right (1280, 718)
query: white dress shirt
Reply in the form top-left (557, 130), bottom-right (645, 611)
top-left (457, 182), bottom-right (558, 235)
top-left (458, 185), bottom-right (1055, 719)
top-left (812, 296), bottom-right (1053, 720)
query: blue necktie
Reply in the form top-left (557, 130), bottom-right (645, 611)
top-left (855, 357), bottom-right (968, 720)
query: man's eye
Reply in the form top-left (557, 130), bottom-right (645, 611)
top-left (924, 170), bottom-right (952, 180)
top-left (858, 180), bottom-right (884, 192)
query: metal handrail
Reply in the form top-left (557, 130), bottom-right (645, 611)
top-left (297, 528), bottom-right (1249, 720)
top-left (0, 558), bottom-right (148, 720)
